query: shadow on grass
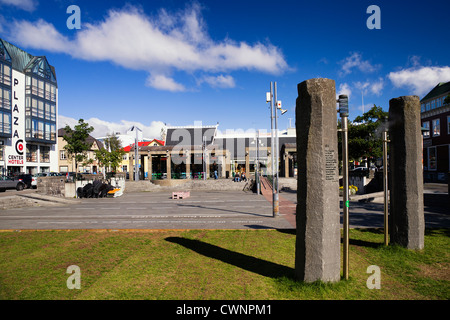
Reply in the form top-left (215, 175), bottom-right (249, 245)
top-left (165, 237), bottom-right (294, 279)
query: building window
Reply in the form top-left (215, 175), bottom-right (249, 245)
top-left (432, 119), bottom-right (440, 137)
top-left (428, 147), bottom-right (436, 171)
top-left (26, 144), bottom-right (38, 162)
top-left (60, 166), bottom-right (68, 173)
top-left (437, 97), bottom-right (442, 108)
top-left (431, 100), bottom-right (436, 109)
top-left (421, 104), bottom-right (425, 113)
top-left (0, 63), bottom-right (11, 86)
top-left (0, 88), bottom-right (11, 110)
top-left (60, 150), bottom-right (66, 160)
top-left (3, 113), bottom-right (10, 134)
top-left (40, 146), bottom-right (50, 163)
top-left (422, 121), bottom-right (430, 138)
top-left (426, 103), bottom-right (430, 111)
top-left (447, 116), bottom-right (450, 135)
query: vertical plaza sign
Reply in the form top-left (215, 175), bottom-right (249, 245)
top-left (8, 72), bottom-right (25, 166)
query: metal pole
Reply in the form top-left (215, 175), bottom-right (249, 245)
top-left (338, 94), bottom-right (349, 280)
top-left (274, 82), bottom-right (280, 195)
top-left (256, 130), bottom-right (260, 195)
top-left (269, 82), bottom-right (278, 217)
top-left (134, 127), bottom-right (139, 181)
top-left (382, 128), bottom-right (389, 246)
top-left (342, 115), bottom-right (349, 280)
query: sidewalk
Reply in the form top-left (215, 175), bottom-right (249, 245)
top-left (259, 177), bottom-right (296, 228)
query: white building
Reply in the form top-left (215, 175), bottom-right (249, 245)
top-left (0, 39), bottom-right (58, 175)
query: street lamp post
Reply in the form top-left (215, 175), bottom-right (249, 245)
top-left (267, 82), bottom-right (278, 216)
top-left (266, 82), bottom-right (287, 217)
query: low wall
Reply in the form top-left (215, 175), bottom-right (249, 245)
top-left (36, 176), bottom-right (66, 197)
top-left (37, 174), bottom-right (126, 198)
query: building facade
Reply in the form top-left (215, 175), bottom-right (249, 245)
top-left (420, 81), bottom-right (450, 182)
top-left (58, 128), bottom-right (104, 173)
top-left (0, 39), bottom-right (58, 175)
top-left (125, 124), bottom-right (297, 180)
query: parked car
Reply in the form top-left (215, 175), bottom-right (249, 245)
top-left (31, 175), bottom-right (37, 189)
top-left (0, 175), bottom-right (26, 192)
top-left (14, 174), bottom-right (33, 189)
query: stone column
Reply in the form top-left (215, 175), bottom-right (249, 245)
top-left (185, 150), bottom-right (191, 179)
top-left (166, 152), bottom-right (171, 180)
top-left (389, 96), bottom-right (424, 249)
top-left (128, 153), bottom-right (134, 181)
top-left (148, 152), bottom-right (153, 180)
top-left (295, 78), bottom-right (341, 283)
top-left (284, 151), bottom-right (289, 177)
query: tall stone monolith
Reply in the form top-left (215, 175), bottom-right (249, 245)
top-left (295, 78), bottom-right (341, 282)
top-left (389, 96), bottom-right (424, 249)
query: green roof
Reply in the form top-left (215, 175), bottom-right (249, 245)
top-left (421, 81), bottom-right (450, 102)
top-left (0, 38), bottom-right (56, 83)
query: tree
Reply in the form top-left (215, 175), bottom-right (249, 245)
top-left (94, 133), bottom-right (125, 175)
top-left (338, 105), bottom-right (388, 164)
top-left (63, 119), bottom-right (94, 172)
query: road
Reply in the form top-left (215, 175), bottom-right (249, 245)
top-left (0, 185), bottom-right (448, 230)
top-left (0, 191), bottom-right (293, 230)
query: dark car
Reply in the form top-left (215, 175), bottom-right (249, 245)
top-left (15, 174), bottom-right (33, 189)
top-left (0, 175), bottom-right (26, 192)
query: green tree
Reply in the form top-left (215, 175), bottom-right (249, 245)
top-left (338, 105), bottom-right (388, 164)
top-left (94, 133), bottom-right (125, 174)
top-left (63, 119), bottom-right (94, 172)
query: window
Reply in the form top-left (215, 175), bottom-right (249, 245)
top-left (421, 104), bottom-right (425, 113)
top-left (50, 104), bottom-right (56, 121)
top-left (0, 88), bottom-right (11, 110)
top-left (428, 147), bottom-right (436, 170)
top-left (422, 121), bottom-right (430, 138)
top-left (38, 100), bottom-right (44, 118)
top-left (26, 145), bottom-right (38, 162)
top-left (60, 150), bottom-right (66, 160)
top-left (60, 166), bottom-right (68, 173)
top-left (426, 103), bottom-right (430, 111)
top-left (437, 97), bottom-right (442, 108)
top-left (45, 102), bottom-right (50, 120)
top-left (0, 63), bottom-right (11, 86)
top-left (3, 113), bottom-right (10, 134)
top-left (38, 79), bottom-right (44, 98)
top-left (40, 146), bottom-right (50, 163)
top-left (432, 119), bottom-right (440, 137)
top-left (431, 100), bottom-right (436, 109)
top-left (447, 116), bottom-right (450, 135)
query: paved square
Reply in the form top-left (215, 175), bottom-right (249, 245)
top-left (0, 191), bottom-right (294, 230)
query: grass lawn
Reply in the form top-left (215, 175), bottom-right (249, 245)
top-left (0, 228), bottom-right (448, 300)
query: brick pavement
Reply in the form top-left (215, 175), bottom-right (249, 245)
top-left (260, 177), bottom-right (296, 228)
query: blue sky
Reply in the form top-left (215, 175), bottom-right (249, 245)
top-left (1, 0), bottom-right (449, 138)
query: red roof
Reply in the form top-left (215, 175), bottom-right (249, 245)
top-left (121, 139), bottom-right (165, 152)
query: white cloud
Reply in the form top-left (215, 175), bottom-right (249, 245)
top-left (201, 74), bottom-right (235, 88)
top-left (339, 52), bottom-right (380, 76)
top-left (146, 74), bottom-right (186, 92)
top-left (337, 83), bottom-right (352, 99)
top-left (58, 115), bottom-right (165, 141)
top-left (354, 77), bottom-right (384, 96)
top-left (0, 0), bottom-right (37, 12)
top-left (388, 66), bottom-right (450, 96)
top-left (6, 4), bottom-right (288, 91)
